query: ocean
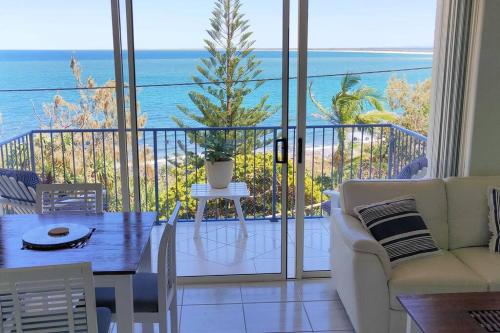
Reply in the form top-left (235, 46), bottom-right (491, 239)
top-left (0, 50), bottom-right (433, 141)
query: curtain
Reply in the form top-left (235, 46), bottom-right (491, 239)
top-left (428, 0), bottom-right (478, 178)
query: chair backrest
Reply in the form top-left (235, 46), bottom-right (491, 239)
top-left (0, 175), bottom-right (37, 206)
top-left (36, 183), bottom-right (103, 214)
top-left (0, 169), bottom-right (39, 202)
top-left (0, 263), bottom-right (99, 333)
top-left (157, 202), bottom-right (181, 315)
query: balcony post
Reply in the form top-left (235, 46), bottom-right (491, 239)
top-left (153, 131), bottom-right (160, 216)
top-left (29, 132), bottom-right (36, 173)
top-left (387, 126), bottom-right (395, 179)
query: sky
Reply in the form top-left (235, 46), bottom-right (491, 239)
top-left (0, 0), bottom-right (437, 50)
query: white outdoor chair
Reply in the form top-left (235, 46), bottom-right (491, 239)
top-left (95, 202), bottom-right (181, 333)
top-left (0, 173), bottom-right (38, 214)
top-left (0, 262), bottom-right (112, 333)
top-left (36, 183), bottom-right (103, 214)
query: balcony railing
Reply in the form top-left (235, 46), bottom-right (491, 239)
top-left (0, 123), bottom-right (426, 220)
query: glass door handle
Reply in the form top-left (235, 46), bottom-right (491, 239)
top-left (274, 138), bottom-right (288, 164)
top-left (297, 137), bottom-right (303, 164)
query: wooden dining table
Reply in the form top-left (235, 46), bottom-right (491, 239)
top-left (0, 211), bottom-right (157, 333)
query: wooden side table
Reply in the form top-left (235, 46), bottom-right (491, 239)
top-left (398, 292), bottom-right (500, 333)
top-left (191, 182), bottom-right (250, 238)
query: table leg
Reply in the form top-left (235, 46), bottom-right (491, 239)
top-left (194, 199), bottom-right (207, 238)
top-left (233, 199), bottom-right (248, 237)
top-left (115, 275), bottom-right (135, 333)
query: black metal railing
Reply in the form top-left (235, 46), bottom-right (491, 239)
top-left (0, 123), bottom-right (426, 220)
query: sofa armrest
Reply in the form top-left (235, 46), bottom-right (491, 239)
top-left (332, 208), bottom-right (392, 278)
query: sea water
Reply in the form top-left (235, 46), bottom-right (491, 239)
top-left (0, 50), bottom-right (432, 141)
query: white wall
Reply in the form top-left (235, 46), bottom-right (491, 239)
top-left (466, 0), bottom-right (500, 176)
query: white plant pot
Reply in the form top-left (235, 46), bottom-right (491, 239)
top-left (205, 159), bottom-right (234, 189)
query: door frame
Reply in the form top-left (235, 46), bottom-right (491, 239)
top-left (295, 0), bottom-right (334, 279)
top-left (294, 0), bottom-right (308, 280)
top-left (280, 0), bottom-right (291, 280)
top-left (110, 0), bottom-right (131, 212)
top-left (121, 0), bottom-right (295, 283)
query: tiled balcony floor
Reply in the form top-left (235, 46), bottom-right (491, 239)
top-left (150, 217), bottom-right (331, 277)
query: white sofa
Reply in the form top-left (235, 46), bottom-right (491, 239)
top-left (331, 176), bottom-right (500, 333)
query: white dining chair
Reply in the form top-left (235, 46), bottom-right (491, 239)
top-left (95, 202), bottom-right (181, 333)
top-left (36, 183), bottom-right (103, 214)
top-left (0, 262), bottom-right (112, 333)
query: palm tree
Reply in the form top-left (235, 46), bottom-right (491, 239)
top-left (309, 73), bottom-right (396, 149)
top-left (309, 73), bottom-right (396, 182)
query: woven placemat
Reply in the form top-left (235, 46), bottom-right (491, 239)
top-left (470, 310), bottom-right (500, 332)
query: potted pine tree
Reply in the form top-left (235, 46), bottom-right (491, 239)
top-left (203, 132), bottom-right (235, 188)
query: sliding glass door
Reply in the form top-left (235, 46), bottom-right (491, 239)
top-left (0, 1), bottom-right (133, 212)
top-left (125, 0), bottom-right (293, 280)
top-left (297, 0), bottom-right (436, 277)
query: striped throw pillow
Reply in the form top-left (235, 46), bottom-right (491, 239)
top-left (488, 187), bottom-right (500, 252)
top-left (354, 196), bottom-right (440, 267)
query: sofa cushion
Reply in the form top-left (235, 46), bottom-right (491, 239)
top-left (388, 250), bottom-right (487, 310)
top-left (445, 176), bottom-right (500, 250)
top-left (452, 247), bottom-right (500, 291)
top-left (354, 196), bottom-right (440, 267)
top-left (341, 179), bottom-right (448, 249)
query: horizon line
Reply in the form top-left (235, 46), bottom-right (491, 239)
top-left (0, 47), bottom-right (434, 52)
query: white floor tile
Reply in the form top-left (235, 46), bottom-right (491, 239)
top-left (182, 260), bottom-right (257, 276)
top-left (177, 259), bottom-right (256, 276)
top-left (253, 258), bottom-right (282, 274)
top-left (298, 279), bottom-right (339, 301)
top-left (176, 258), bottom-right (225, 276)
top-left (232, 234), bottom-right (281, 256)
top-left (303, 257), bottom-right (330, 272)
top-left (204, 243), bottom-right (255, 264)
top-left (241, 281), bottom-right (301, 303)
top-left (303, 300), bottom-right (353, 331)
top-left (181, 304), bottom-right (246, 333)
top-left (113, 279), bottom-right (351, 333)
top-left (183, 283), bottom-right (242, 305)
top-left (303, 246), bottom-right (330, 259)
top-left (243, 302), bottom-right (312, 333)
top-left (202, 226), bottom-right (254, 244)
top-left (177, 237), bottom-right (226, 259)
top-left (304, 230), bottom-right (330, 252)
top-left (252, 248), bottom-right (282, 260)
top-left (173, 218), bottom-right (329, 277)
top-left (252, 257), bottom-right (297, 276)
